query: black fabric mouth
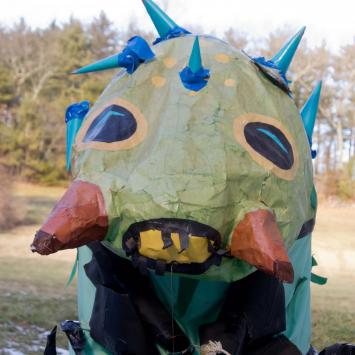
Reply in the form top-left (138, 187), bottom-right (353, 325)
top-left (123, 218), bottom-right (221, 250)
top-left (122, 218), bottom-right (223, 275)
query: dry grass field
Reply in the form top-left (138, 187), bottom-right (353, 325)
top-left (0, 183), bottom-right (354, 354)
top-left (311, 205), bottom-right (355, 348)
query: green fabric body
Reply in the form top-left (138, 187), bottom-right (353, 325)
top-left (69, 246), bottom-right (109, 355)
top-left (149, 273), bottom-right (229, 354)
top-left (72, 246), bottom-right (229, 355)
top-left (283, 236), bottom-right (312, 355)
top-left (150, 234), bottom-right (313, 355)
top-left (73, 236), bottom-right (313, 355)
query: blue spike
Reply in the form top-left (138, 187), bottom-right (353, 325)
top-left (301, 81), bottom-right (322, 143)
top-left (189, 37), bottom-right (202, 73)
top-left (142, 0), bottom-right (178, 38)
top-left (272, 26), bottom-right (306, 74)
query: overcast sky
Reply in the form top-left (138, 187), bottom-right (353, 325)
top-left (1, 0), bottom-right (354, 51)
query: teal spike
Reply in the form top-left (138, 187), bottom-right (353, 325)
top-left (73, 54), bottom-right (119, 74)
top-left (180, 36), bottom-right (209, 91)
top-left (272, 26), bottom-right (306, 74)
top-left (189, 37), bottom-right (203, 74)
top-left (142, 0), bottom-right (178, 38)
top-left (65, 101), bottom-right (90, 171)
top-left (66, 118), bottom-right (83, 171)
top-left (301, 81), bottom-right (322, 142)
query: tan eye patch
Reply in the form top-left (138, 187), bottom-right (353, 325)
top-left (76, 98), bottom-right (147, 152)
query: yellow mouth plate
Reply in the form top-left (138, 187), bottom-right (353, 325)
top-left (138, 230), bottom-right (213, 264)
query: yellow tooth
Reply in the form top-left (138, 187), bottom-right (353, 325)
top-left (138, 230), bottom-right (211, 264)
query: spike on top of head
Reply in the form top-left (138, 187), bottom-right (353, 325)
top-left (272, 26), bottom-right (306, 75)
top-left (142, 0), bottom-right (190, 44)
top-left (180, 37), bottom-right (210, 92)
top-left (189, 36), bottom-right (203, 74)
top-left (301, 81), bottom-right (322, 145)
top-left (251, 27), bottom-right (306, 94)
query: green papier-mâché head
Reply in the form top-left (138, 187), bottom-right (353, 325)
top-left (32, 0), bottom-right (321, 284)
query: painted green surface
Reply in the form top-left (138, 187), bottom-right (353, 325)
top-left (71, 34), bottom-right (316, 354)
top-left (73, 35), bottom-right (315, 279)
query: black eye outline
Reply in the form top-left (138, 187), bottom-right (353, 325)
top-left (76, 98), bottom-right (147, 152)
top-left (234, 113), bottom-right (299, 181)
top-left (244, 122), bottom-right (294, 170)
top-left (83, 104), bottom-right (138, 143)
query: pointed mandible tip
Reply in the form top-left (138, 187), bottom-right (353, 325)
top-left (272, 26), bottom-right (306, 74)
top-left (301, 80), bottom-right (322, 142)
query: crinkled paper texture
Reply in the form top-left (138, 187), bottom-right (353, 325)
top-left (73, 35), bottom-right (315, 282)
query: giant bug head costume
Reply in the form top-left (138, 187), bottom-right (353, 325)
top-left (31, 1), bottom-right (329, 354)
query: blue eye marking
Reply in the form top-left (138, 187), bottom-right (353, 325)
top-left (105, 110), bottom-right (125, 117)
top-left (96, 109), bottom-right (125, 127)
top-left (257, 128), bottom-right (289, 154)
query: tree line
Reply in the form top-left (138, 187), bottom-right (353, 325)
top-left (0, 13), bottom-right (353, 198)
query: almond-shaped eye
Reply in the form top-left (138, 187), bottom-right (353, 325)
top-left (244, 122), bottom-right (294, 170)
top-left (83, 105), bottom-right (137, 143)
top-left (76, 99), bottom-right (147, 151)
top-left (234, 113), bottom-right (299, 181)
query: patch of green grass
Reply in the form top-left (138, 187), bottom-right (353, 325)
top-left (12, 182), bottom-right (65, 225)
top-left (14, 195), bottom-right (60, 225)
top-left (1, 184), bottom-right (76, 353)
top-left (0, 257), bottom-right (76, 296)
top-left (311, 278), bottom-right (355, 350)
top-left (0, 257), bottom-right (76, 353)
top-left (0, 295), bottom-right (75, 353)
top-left (0, 291), bottom-right (76, 327)
top-left (312, 307), bottom-right (355, 350)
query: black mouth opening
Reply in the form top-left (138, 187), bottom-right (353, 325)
top-left (122, 219), bottom-right (223, 275)
top-left (123, 218), bottom-right (221, 245)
